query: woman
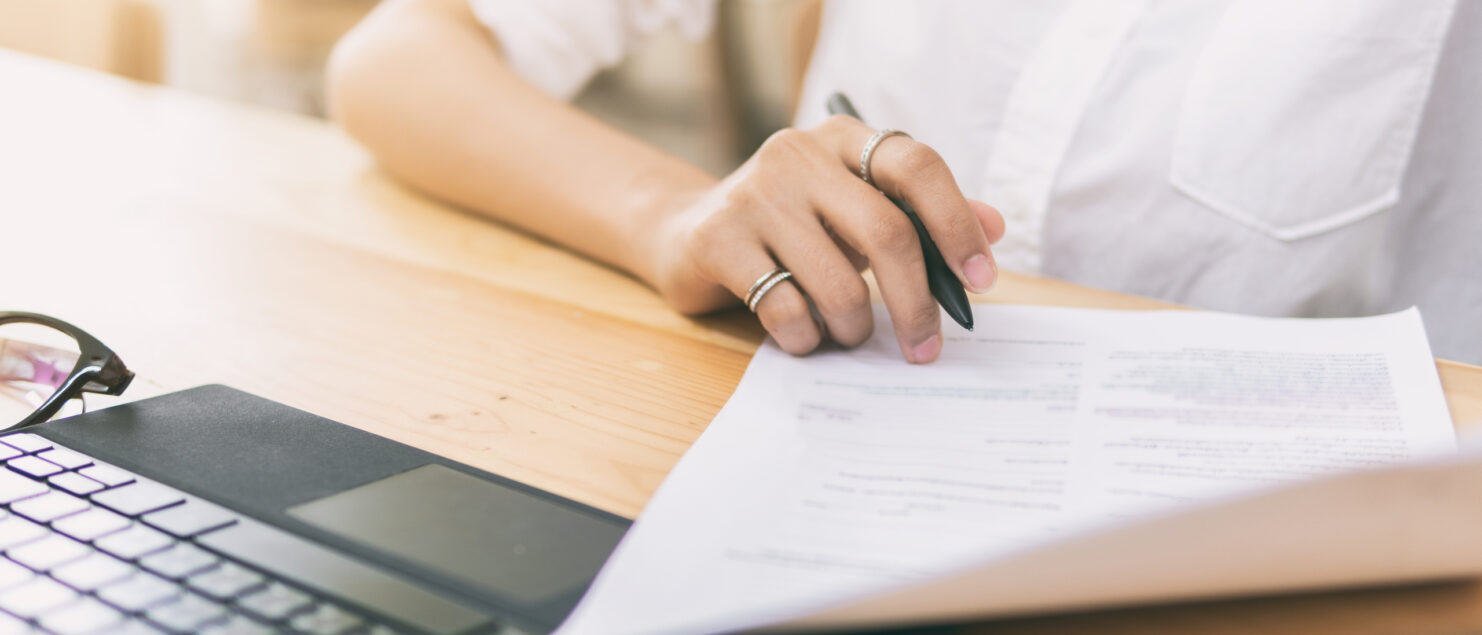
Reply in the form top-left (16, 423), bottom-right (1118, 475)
top-left (327, 0), bottom-right (1482, 365)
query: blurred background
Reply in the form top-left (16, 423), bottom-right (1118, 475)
top-left (0, 0), bottom-right (818, 176)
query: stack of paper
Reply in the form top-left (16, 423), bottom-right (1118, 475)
top-left (559, 306), bottom-right (1475, 634)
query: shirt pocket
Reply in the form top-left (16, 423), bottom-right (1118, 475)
top-left (1169, 0), bottom-right (1455, 242)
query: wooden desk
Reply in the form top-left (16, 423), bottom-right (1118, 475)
top-left (4, 50), bottom-right (1481, 633)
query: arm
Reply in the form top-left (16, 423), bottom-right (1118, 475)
top-left (327, 0), bottom-right (1005, 363)
top-left (327, 0), bottom-right (716, 308)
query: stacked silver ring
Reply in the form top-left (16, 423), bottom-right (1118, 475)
top-left (745, 267), bottom-right (793, 313)
top-left (858, 128), bottom-right (911, 187)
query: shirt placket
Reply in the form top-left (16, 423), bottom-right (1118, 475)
top-left (978, 0), bottom-right (1149, 273)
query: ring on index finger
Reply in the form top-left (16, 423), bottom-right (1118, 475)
top-left (858, 129), bottom-right (912, 187)
top-left (745, 267), bottom-right (794, 313)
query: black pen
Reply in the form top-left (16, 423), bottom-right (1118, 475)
top-left (826, 92), bottom-right (975, 331)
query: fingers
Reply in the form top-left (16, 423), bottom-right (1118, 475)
top-left (694, 228), bottom-right (823, 355)
top-left (698, 217), bottom-right (879, 354)
top-left (810, 171), bottom-right (945, 363)
top-left (969, 199), bottom-right (1007, 245)
top-left (815, 115), bottom-right (999, 294)
top-left (760, 219), bottom-right (876, 348)
top-left (678, 119), bottom-right (995, 364)
top-left (872, 142), bottom-right (998, 292)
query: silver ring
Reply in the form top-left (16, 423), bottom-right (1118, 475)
top-left (745, 267), bottom-right (787, 303)
top-left (859, 128), bottom-right (911, 187)
top-left (746, 270), bottom-right (793, 313)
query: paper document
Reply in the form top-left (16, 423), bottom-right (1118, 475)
top-left (559, 306), bottom-right (1463, 634)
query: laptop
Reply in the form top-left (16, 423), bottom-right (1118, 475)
top-left (0, 384), bottom-right (631, 634)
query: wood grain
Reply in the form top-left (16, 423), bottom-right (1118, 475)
top-left (2, 50), bottom-right (1480, 634)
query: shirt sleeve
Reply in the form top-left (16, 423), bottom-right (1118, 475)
top-left (468, 0), bottom-right (717, 100)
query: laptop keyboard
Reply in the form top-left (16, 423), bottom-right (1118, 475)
top-left (0, 432), bottom-right (413, 635)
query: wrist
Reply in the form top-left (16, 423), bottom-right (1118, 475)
top-left (618, 176), bottom-right (713, 295)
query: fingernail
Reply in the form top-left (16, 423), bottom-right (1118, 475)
top-left (963, 254), bottom-right (996, 292)
top-left (910, 334), bottom-right (942, 364)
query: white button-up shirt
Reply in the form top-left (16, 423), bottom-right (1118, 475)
top-left (471, 0), bottom-right (1481, 364)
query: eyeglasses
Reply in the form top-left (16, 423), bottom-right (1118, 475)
top-left (0, 311), bottom-right (133, 431)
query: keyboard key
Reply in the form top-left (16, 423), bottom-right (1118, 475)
top-left (37, 596), bottom-right (126, 634)
top-left (236, 582), bottom-right (312, 621)
top-left (35, 447), bottom-right (92, 470)
top-left (51, 552), bottom-right (137, 591)
top-left (0, 575), bottom-right (78, 617)
top-left (53, 507), bottom-right (132, 542)
top-left (145, 593), bottom-right (229, 633)
top-left (143, 499), bottom-right (238, 538)
top-left (78, 463), bottom-right (135, 488)
top-left (93, 481), bottom-right (186, 517)
top-left (0, 433), bottom-right (52, 454)
top-left (10, 489), bottom-right (90, 523)
top-left (97, 572), bottom-right (182, 612)
top-left (200, 615), bottom-right (275, 635)
top-left (7, 454), bottom-right (65, 478)
top-left (140, 543), bottom-right (220, 580)
top-left (95, 524), bottom-right (174, 560)
top-left (289, 604), bottom-right (363, 635)
top-left (0, 469), bottom-right (48, 503)
top-left (0, 445), bottom-right (19, 462)
top-left (50, 471), bottom-right (107, 496)
top-left (0, 559), bottom-right (32, 591)
top-left (5, 533), bottom-right (91, 571)
top-left (186, 562), bottom-right (265, 600)
top-left (0, 515), bottom-right (48, 550)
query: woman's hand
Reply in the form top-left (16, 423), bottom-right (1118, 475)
top-left (330, 2), bottom-right (999, 364)
top-left (645, 115), bottom-right (1005, 364)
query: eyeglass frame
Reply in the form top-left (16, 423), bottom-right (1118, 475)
top-left (1, 311), bottom-right (134, 431)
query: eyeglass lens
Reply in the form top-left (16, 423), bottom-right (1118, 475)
top-left (0, 322), bottom-right (83, 426)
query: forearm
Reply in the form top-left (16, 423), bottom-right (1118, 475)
top-left (326, 0), bottom-right (717, 295)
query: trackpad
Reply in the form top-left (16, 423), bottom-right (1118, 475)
top-left (286, 464), bottom-right (624, 609)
